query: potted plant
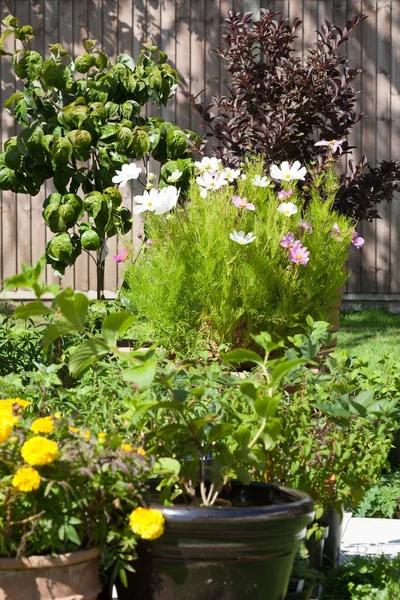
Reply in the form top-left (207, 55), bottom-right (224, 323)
top-left (121, 156), bottom-right (363, 355)
top-left (1, 272), bottom-right (315, 600)
top-left (0, 397), bottom-right (150, 599)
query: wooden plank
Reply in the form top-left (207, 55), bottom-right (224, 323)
top-left (359, 2), bottom-right (377, 293)
top-left (1, 0), bottom-right (17, 283)
top-left (204, 0), bottom-right (220, 132)
top-left (375, 1), bottom-right (391, 293)
top-left (160, 1), bottom-right (177, 125)
top-left (390, 0), bottom-right (400, 293)
top-left (346, 0), bottom-right (363, 294)
top-left (288, 0), bottom-right (304, 56)
top-left (190, 0), bottom-right (206, 144)
top-left (175, 0), bottom-right (191, 130)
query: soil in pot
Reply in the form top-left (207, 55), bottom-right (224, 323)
top-left (116, 481), bottom-right (314, 600)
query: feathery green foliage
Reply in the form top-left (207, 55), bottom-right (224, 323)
top-left (123, 159), bottom-right (355, 354)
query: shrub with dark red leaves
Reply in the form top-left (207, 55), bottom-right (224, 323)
top-left (192, 9), bottom-right (400, 222)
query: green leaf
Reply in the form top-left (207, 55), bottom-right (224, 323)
top-left (115, 54), bottom-right (136, 72)
top-left (132, 129), bottom-right (150, 157)
top-left (65, 524), bottom-right (81, 546)
top-left (224, 349), bottom-right (264, 366)
top-left (270, 358), bottom-right (306, 388)
top-left (122, 360), bottom-right (157, 389)
top-left (69, 338), bottom-right (109, 377)
top-left (15, 50), bottom-right (43, 80)
top-left (43, 61), bottom-right (69, 89)
top-left (102, 312), bottom-right (136, 347)
top-left (155, 457), bottom-right (181, 475)
top-left (14, 301), bottom-right (52, 319)
top-left (208, 423), bottom-right (235, 443)
top-left (58, 292), bottom-right (88, 329)
top-left (254, 395), bottom-right (280, 419)
top-left (166, 129), bottom-right (188, 159)
top-left (4, 91), bottom-right (23, 111)
top-left (240, 381), bottom-right (258, 401)
top-left (42, 322), bottom-right (78, 352)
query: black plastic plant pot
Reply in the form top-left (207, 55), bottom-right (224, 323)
top-left (116, 482), bottom-right (314, 600)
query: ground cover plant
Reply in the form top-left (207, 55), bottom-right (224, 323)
top-left (194, 9), bottom-right (400, 222)
top-left (354, 471), bottom-right (400, 519)
top-left (337, 310), bottom-right (400, 368)
top-left (322, 554), bottom-right (400, 599)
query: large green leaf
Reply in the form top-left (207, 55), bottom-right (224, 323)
top-left (58, 292), bottom-right (88, 329)
top-left (224, 349), bottom-right (264, 366)
top-left (42, 321), bottom-right (78, 352)
top-left (14, 301), bottom-right (52, 319)
top-left (102, 312), bottom-right (136, 347)
top-left (69, 338), bottom-right (109, 377)
top-left (122, 360), bottom-right (157, 389)
top-left (15, 50), bottom-right (43, 80)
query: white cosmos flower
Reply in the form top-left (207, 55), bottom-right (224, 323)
top-left (133, 188), bottom-right (162, 214)
top-left (252, 174), bottom-right (270, 187)
top-left (194, 156), bottom-right (222, 172)
top-left (196, 171), bottom-right (227, 192)
top-left (199, 188), bottom-right (208, 198)
top-left (167, 169), bottom-right (183, 183)
top-left (270, 161), bottom-right (307, 181)
top-left (229, 230), bottom-right (256, 245)
top-left (277, 202), bottom-right (298, 217)
top-left (222, 167), bottom-right (241, 182)
top-left (112, 163), bottom-right (142, 187)
top-left (153, 186), bottom-right (179, 215)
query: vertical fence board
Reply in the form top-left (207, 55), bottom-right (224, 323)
top-left (390, 1), bottom-right (400, 294)
top-left (360, 2), bottom-right (377, 293)
top-left (375, 1), bottom-right (391, 293)
top-left (1, 0), bottom-right (400, 300)
top-left (346, 0), bottom-right (364, 293)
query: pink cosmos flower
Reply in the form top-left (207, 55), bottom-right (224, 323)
top-left (232, 195), bottom-right (256, 211)
top-left (351, 230), bottom-right (365, 249)
top-left (288, 241), bottom-right (310, 266)
top-left (299, 221), bottom-right (313, 233)
top-left (277, 189), bottom-right (294, 201)
top-left (114, 248), bottom-right (129, 263)
top-left (280, 232), bottom-right (295, 248)
top-left (314, 139), bottom-right (346, 155)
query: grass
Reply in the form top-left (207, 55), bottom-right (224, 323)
top-left (336, 309), bottom-right (400, 367)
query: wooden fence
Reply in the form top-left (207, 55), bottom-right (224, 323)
top-left (0, 0), bottom-right (399, 305)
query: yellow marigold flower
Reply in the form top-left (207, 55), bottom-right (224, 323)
top-left (21, 436), bottom-right (59, 466)
top-left (135, 446), bottom-right (146, 456)
top-left (30, 416), bottom-right (54, 434)
top-left (0, 420), bottom-right (12, 443)
top-left (12, 467), bottom-right (41, 492)
top-left (69, 426), bottom-right (79, 434)
top-left (54, 412), bottom-right (61, 420)
top-left (98, 432), bottom-right (107, 442)
top-left (129, 507), bottom-right (165, 540)
top-left (120, 443), bottom-right (133, 453)
top-left (80, 430), bottom-right (90, 439)
top-left (0, 398), bottom-right (30, 411)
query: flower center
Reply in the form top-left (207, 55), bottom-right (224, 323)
top-left (285, 173), bottom-right (291, 179)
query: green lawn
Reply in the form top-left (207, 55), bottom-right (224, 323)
top-left (336, 309), bottom-right (400, 366)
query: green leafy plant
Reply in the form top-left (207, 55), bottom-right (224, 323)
top-left (0, 400), bottom-right (150, 581)
top-left (322, 554), bottom-right (400, 599)
top-left (0, 16), bottom-right (199, 297)
top-left (122, 157), bottom-right (357, 355)
top-left (354, 471), bottom-right (400, 519)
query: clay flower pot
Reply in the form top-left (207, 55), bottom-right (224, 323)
top-left (0, 547), bottom-right (101, 600)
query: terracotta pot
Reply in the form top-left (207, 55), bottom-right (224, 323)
top-left (0, 547), bottom-right (102, 600)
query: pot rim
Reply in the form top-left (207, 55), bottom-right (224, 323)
top-left (154, 483), bottom-right (314, 524)
top-left (0, 546), bottom-right (101, 570)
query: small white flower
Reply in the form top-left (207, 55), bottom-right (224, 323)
top-left (277, 202), bottom-right (298, 217)
top-left (252, 174), bottom-right (270, 187)
top-left (112, 163), bottom-right (142, 187)
top-left (196, 171), bottom-right (227, 192)
top-left (194, 156), bottom-right (222, 173)
top-left (133, 188), bottom-right (162, 214)
top-left (241, 173), bottom-right (247, 180)
top-left (167, 169), bottom-right (183, 183)
top-left (199, 188), bottom-right (208, 198)
top-left (229, 230), bottom-right (256, 245)
top-left (270, 161), bottom-right (307, 181)
top-left (222, 167), bottom-right (241, 182)
top-left (147, 172), bottom-right (157, 181)
top-left (153, 186), bottom-right (179, 215)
